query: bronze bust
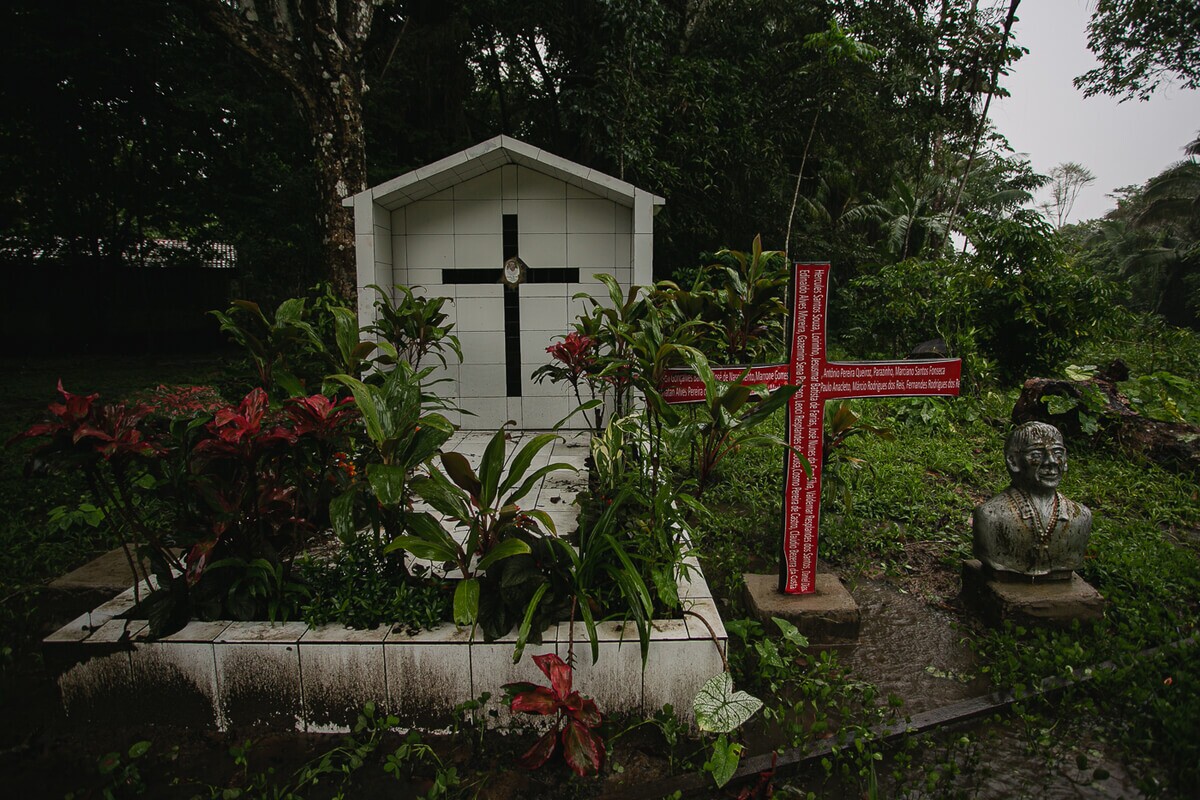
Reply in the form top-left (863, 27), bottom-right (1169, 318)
top-left (972, 422), bottom-right (1092, 581)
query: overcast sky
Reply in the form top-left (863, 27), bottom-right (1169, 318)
top-left (990, 0), bottom-right (1200, 224)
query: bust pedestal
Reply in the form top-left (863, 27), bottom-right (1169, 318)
top-left (960, 559), bottom-right (1105, 628)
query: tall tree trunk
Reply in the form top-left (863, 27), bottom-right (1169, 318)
top-left (183, 0), bottom-right (378, 300)
top-left (943, 0), bottom-right (1020, 249)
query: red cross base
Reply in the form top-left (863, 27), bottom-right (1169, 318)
top-left (661, 262), bottom-right (962, 594)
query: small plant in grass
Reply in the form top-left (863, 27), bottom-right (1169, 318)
top-left (297, 534), bottom-right (451, 632)
top-left (676, 365), bottom-right (802, 495)
top-left (821, 399), bottom-right (894, 513)
top-left (693, 671), bottom-right (763, 788)
top-left (503, 652), bottom-right (605, 777)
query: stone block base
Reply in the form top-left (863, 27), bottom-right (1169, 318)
top-left (961, 560), bottom-right (1106, 628)
top-left (743, 572), bottom-right (861, 643)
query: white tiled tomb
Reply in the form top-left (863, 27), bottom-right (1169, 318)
top-left (345, 136), bottom-right (666, 429)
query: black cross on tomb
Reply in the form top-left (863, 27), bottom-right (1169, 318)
top-left (443, 213), bottom-right (579, 397)
top-left (662, 263), bottom-right (962, 594)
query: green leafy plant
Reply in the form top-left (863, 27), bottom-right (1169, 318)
top-left (210, 297), bottom-right (328, 397)
top-left (328, 361), bottom-right (455, 550)
top-left (693, 671), bottom-right (764, 788)
top-left (297, 535), bottom-right (450, 632)
top-left (503, 652), bottom-right (605, 777)
top-left (822, 399), bottom-right (895, 512)
top-left (387, 429), bottom-right (575, 629)
top-left (89, 740), bottom-right (151, 799)
top-left (699, 234), bottom-right (790, 363)
top-left (678, 366), bottom-right (802, 494)
top-left (366, 284), bottom-right (462, 369)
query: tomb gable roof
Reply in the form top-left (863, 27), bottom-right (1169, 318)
top-left (344, 135), bottom-right (665, 211)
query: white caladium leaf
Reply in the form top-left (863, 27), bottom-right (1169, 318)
top-left (693, 671), bottom-right (763, 733)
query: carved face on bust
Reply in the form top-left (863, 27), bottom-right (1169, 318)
top-left (1005, 422), bottom-right (1067, 492)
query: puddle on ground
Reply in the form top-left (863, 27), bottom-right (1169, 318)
top-left (839, 578), bottom-right (989, 714)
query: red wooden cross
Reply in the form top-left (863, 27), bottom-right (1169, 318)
top-left (661, 262), bottom-right (962, 594)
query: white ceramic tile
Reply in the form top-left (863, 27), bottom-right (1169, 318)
top-left (354, 197), bottom-right (373, 235)
top-left (641, 639), bottom-right (725, 727)
top-left (355, 233), bottom-right (376, 286)
top-left (299, 642), bottom-right (387, 731)
top-left (518, 233), bottom-right (567, 267)
top-left (457, 332), bottom-right (506, 365)
top-left (517, 199), bottom-right (567, 234)
top-left (59, 651), bottom-right (134, 722)
top-left (500, 164), bottom-right (518, 199)
top-left (216, 621), bottom-right (308, 643)
top-left (390, 207), bottom-right (406, 235)
top-left (45, 613), bottom-right (94, 644)
top-left (454, 233), bottom-right (503, 268)
top-left (458, 397), bottom-right (509, 430)
top-left (215, 642), bottom-right (304, 730)
top-left (130, 641), bottom-right (222, 727)
top-left (615, 206), bottom-right (632, 234)
top-left (567, 183), bottom-right (600, 199)
top-left (516, 166), bottom-right (566, 199)
top-left (386, 641), bottom-right (473, 725)
top-left (471, 639), bottom-right (559, 728)
top-left (520, 396), bottom-right (568, 430)
top-left (633, 231), bottom-right (654, 285)
top-left (459, 364), bottom-right (507, 396)
top-left (374, 228), bottom-right (392, 263)
top-left (520, 328), bottom-right (562, 365)
top-left (683, 597), bottom-right (727, 642)
top-left (422, 362), bottom-right (460, 387)
top-left (88, 594), bottom-right (135, 628)
top-left (520, 296), bottom-right (569, 333)
top-left (567, 233), bottom-right (616, 269)
top-left (453, 296), bottom-right (505, 332)
top-left (521, 366), bottom-right (567, 398)
top-left (388, 236), bottom-right (408, 273)
top-left (405, 234), bottom-right (455, 270)
top-left (520, 282), bottom-right (569, 298)
top-left (405, 200), bottom-right (455, 235)
top-left (453, 199), bottom-right (503, 234)
top-left (301, 624), bottom-right (390, 643)
top-left (373, 202), bottom-right (391, 229)
top-left (404, 267), bottom-right (445, 288)
top-left (567, 198), bottom-right (616, 233)
top-left (454, 168), bottom-right (502, 200)
top-left (159, 621), bottom-right (230, 643)
top-left (556, 630), bottom-right (645, 716)
top-left (454, 282), bottom-right (503, 300)
top-left (614, 233), bottom-right (632, 267)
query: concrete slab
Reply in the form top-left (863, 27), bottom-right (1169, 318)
top-left (743, 572), bottom-right (861, 643)
top-left (49, 548), bottom-right (148, 592)
top-left (44, 548), bottom-right (150, 625)
top-left (960, 559), bottom-right (1106, 628)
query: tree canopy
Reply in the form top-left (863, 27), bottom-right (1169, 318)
top-left (4, 0), bottom-right (1191, 326)
top-left (1075, 0), bottom-right (1200, 100)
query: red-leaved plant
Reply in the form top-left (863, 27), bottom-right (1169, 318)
top-left (503, 653), bottom-right (604, 777)
top-left (532, 331), bottom-right (608, 432)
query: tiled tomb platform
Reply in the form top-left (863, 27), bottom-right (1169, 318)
top-left (44, 431), bottom-right (727, 733)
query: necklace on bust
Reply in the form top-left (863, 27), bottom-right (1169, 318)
top-left (1006, 487), bottom-right (1061, 558)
